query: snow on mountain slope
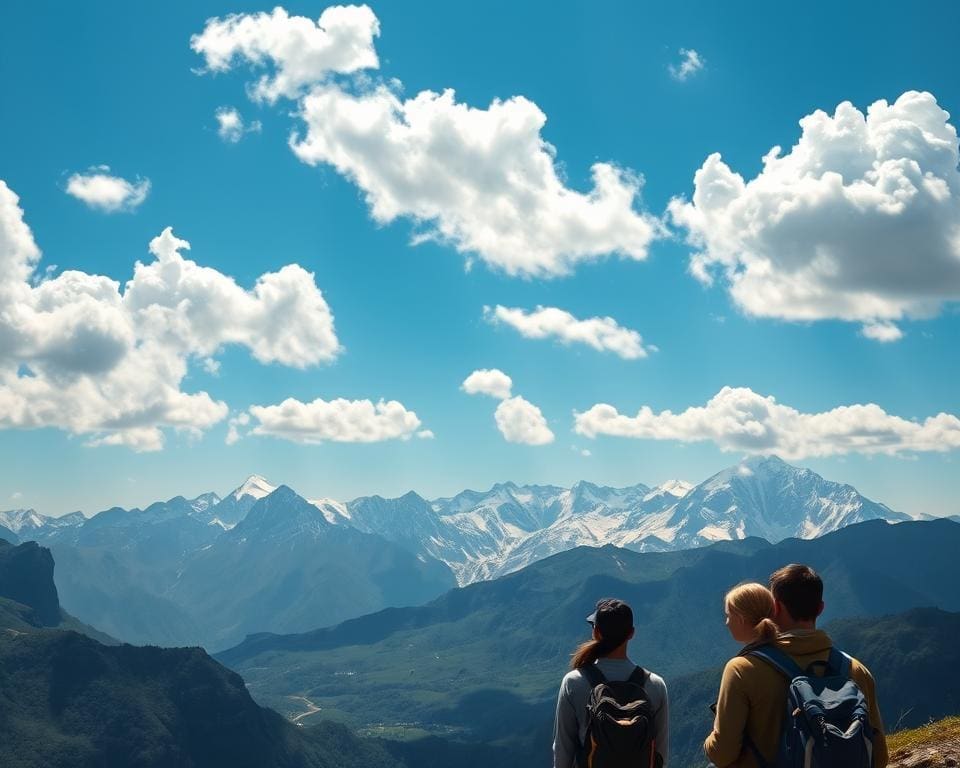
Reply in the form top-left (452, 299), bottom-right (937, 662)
top-left (647, 456), bottom-right (911, 551)
top-left (207, 475), bottom-right (277, 528)
top-left (8, 458), bottom-right (912, 595)
top-left (190, 493), bottom-right (221, 514)
top-left (308, 497), bottom-right (351, 524)
top-left (0, 509), bottom-right (49, 533)
top-left (233, 475), bottom-right (276, 500)
top-left (328, 458), bottom-right (907, 584)
top-left (0, 509), bottom-right (86, 542)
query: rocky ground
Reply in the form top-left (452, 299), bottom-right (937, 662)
top-left (889, 718), bottom-right (960, 768)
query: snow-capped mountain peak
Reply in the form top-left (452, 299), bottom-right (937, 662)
top-left (0, 508), bottom-right (47, 533)
top-left (201, 475), bottom-right (279, 529)
top-left (232, 485), bottom-right (333, 543)
top-left (232, 475), bottom-right (276, 501)
top-left (309, 497), bottom-right (351, 524)
top-left (643, 479), bottom-right (693, 502)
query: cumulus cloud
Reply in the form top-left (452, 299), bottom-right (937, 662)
top-left (191, 5), bottom-right (380, 103)
top-left (574, 385), bottom-right (960, 460)
top-left (248, 396), bottom-right (423, 443)
top-left (215, 106), bottom-right (262, 142)
top-left (462, 368), bottom-right (552, 445)
top-left (193, 6), bottom-right (661, 278)
top-left (484, 304), bottom-right (653, 359)
top-left (291, 87), bottom-right (661, 277)
top-left (125, 228), bottom-right (341, 368)
top-left (494, 396), bottom-right (555, 445)
top-left (461, 368), bottom-right (513, 400)
top-left (669, 91), bottom-right (960, 340)
top-left (0, 179), bottom-right (341, 450)
top-left (669, 48), bottom-right (705, 81)
top-left (66, 167), bottom-right (150, 213)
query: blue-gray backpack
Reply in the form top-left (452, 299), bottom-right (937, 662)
top-left (746, 645), bottom-right (875, 768)
top-left (577, 664), bottom-right (662, 768)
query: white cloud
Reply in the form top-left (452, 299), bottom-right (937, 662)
top-left (193, 7), bottom-right (662, 278)
top-left (416, 429), bottom-right (435, 439)
top-left (248, 397), bottom-right (423, 444)
top-left (66, 168), bottom-right (150, 212)
top-left (494, 396), bottom-right (554, 445)
top-left (669, 91), bottom-right (960, 340)
top-left (125, 228), bottom-right (341, 369)
top-left (461, 368), bottom-right (513, 400)
top-left (574, 385), bottom-right (960, 460)
top-left (669, 48), bottom-right (705, 81)
top-left (215, 106), bottom-right (262, 142)
top-left (291, 86), bottom-right (662, 277)
top-left (0, 179), bottom-right (341, 450)
top-left (10, 491), bottom-right (22, 500)
top-left (191, 5), bottom-right (380, 103)
top-left (462, 368), bottom-right (552, 445)
top-left (226, 412), bottom-right (250, 445)
top-left (484, 304), bottom-right (652, 359)
top-left (861, 321), bottom-right (904, 343)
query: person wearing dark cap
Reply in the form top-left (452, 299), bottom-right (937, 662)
top-left (553, 598), bottom-right (669, 767)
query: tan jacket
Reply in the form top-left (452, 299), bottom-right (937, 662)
top-left (704, 630), bottom-right (888, 768)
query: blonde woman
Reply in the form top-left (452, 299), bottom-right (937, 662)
top-left (705, 582), bottom-right (779, 767)
top-left (723, 582), bottom-right (779, 649)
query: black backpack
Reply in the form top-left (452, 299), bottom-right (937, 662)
top-left (577, 664), bottom-right (661, 768)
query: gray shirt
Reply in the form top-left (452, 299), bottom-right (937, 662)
top-left (553, 657), bottom-right (669, 768)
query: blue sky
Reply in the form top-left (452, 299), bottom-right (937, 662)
top-left (1, 0), bottom-right (958, 517)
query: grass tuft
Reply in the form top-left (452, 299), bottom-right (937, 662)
top-left (888, 716), bottom-right (960, 756)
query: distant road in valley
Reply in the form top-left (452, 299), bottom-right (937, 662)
top-left (290, 696), bottom-right (322, 724)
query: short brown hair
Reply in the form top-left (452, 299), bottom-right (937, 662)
top-left (769, 564), bottom-right (823, 621)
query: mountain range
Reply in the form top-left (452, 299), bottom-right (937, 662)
top-left (0, 456), bottom-right (919, 648)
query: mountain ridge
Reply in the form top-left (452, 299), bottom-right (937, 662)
top-left (0, 538), bottom-right (403, 768)
top-left (4, 457), bottom-right (926, 647)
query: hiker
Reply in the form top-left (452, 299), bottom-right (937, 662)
top-left (705, 564), bottom-right (889, 768)
top-left (723, 582), bottom-right (779, 650)
top-left (553, 597), bottom-right (669, 768)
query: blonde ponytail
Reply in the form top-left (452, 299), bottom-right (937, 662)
top-left (754, 617), bottom-right (779, 643)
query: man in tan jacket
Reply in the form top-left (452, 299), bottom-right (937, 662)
top-left (704, 564), bottom-right (888, 767)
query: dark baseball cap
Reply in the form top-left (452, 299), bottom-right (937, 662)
top-left (586, 598), bottom-right (633, 640)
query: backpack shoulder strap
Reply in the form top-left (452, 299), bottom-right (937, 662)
top-left (579, 663), bottom-right (606, 688)
top-left (747, 644), bottom-right (805, 679)
top-left (828, 646), bottom-right (853, 678)
top-left (627, 665), bottom-right (648, 687)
